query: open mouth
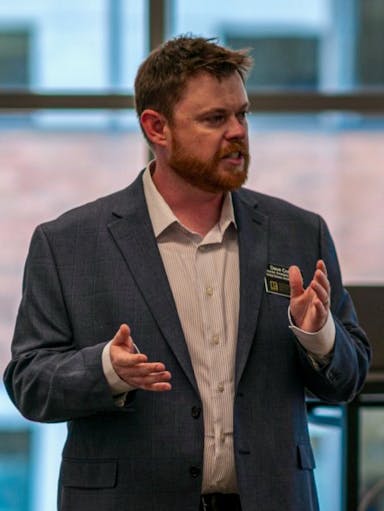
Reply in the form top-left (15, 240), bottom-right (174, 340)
top-left (224, 151), bottom-right (242, 158)
top-left (222, 151), bottom-right (244, 164)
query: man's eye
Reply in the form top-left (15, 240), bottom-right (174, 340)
top-left (205, 114), bottom-right (225, 124)
top-left (237, 111), bottom-right (248, 122)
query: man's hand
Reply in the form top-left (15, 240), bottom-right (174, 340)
top-left (110, 324), bottom-right (172, 391)
top-left (289, 260), bottom-right (330, 333)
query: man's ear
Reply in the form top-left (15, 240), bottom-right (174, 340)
top-left (140, 109), bottom-right (169, 146)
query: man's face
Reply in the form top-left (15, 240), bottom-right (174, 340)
top-left (166, 72), bottom-right (250, 193)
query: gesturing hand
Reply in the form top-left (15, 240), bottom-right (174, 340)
top-left (289, 260), bottom-right (331, 333)
top-left (110, 324), bottom-right (172, 392)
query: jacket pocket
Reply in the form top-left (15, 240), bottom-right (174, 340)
top-left (297, 444), bottom-right (316, 470)
top-left (61, 458), bottom-right (117, 488)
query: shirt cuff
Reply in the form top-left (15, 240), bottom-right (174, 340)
top-left (102, 340), bottom-right (137, 395)
top-left (288, 307), bottom-right (336, 358)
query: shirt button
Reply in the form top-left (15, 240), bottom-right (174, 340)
top-left (191, 406), bottom-right (201, 419)
top-left (212, 334), bottom-right (219, 345)
top-left (217, 384), bottom-right (224, 393)
top-left (206, 286), bottom-right (213, 296)
top-left (189, 466), bottom-right (201, 478)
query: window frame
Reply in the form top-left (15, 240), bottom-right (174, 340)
top-left (0, 0), bottom-right (383, 114)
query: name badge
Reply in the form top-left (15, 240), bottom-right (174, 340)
top-left (264, 264), bottom-right (291, 298)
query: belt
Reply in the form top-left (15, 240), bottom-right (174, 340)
top-left (200, 493), bottom-right (242, 511)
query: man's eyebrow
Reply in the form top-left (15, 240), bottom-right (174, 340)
top-left (199, 102), bottom-right (250, 116)
top-left (199, 107), bottom-right (227, 115)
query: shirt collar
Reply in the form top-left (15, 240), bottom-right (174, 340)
top-left (142, 162), bottom-right (237, 239)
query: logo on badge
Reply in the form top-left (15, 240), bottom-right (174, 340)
top-left (264, 264), bottom-right (291, 298)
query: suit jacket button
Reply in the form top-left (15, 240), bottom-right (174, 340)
top-left (190, 466), bottom-right (201, 478)
top-left (191, 406), bottom-right (201, 419)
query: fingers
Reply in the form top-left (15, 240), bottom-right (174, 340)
top-left (128, 370), bottom-right (172, 392)
top-left (118, 360), bottom-right (166, 376)
top-left (310, 260), bottom-right (331, 310)
top-left (290, 261), bottom-right (330, 308)
top-left (288, 265), bottom-right (304, 298)
top-left (118, 362), bottom-right (172, 392)
top-left (288, 260), bottom-right (330, 332)
top-left (110, 324), bottom-right (172, 392)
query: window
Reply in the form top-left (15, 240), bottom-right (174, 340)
top-left (0, 29), bottom-right (30, 89)
top-left (0, 2), bottom-right (383, 510)
top-left (357, 0), bottom-right (384, 86)
top-left (226, 34), bottom-right (319, 89)
top-left (0, 430), bottom-right (31, 511)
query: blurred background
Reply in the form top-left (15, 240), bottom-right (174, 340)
top-left (0, 1), bottom-right (383, 510)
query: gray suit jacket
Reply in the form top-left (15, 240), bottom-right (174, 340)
top-left (4, 172), bottom-right (370, 511)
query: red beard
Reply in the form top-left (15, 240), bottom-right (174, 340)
top-left (168, 138), bottom-right (250, 193)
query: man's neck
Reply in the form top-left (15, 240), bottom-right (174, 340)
top-left (150, 162), bottom-right (224, 237)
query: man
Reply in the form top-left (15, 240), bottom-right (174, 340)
top-left (4, 36), bottom-right (370, 511)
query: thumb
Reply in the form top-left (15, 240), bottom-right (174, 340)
top-left (112, 324), bottom-right (134, 351)
top-left (288, 265), bottom-right (304, 299)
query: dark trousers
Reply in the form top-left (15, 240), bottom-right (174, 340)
top-left (200, 493), bottom-right (242, 511)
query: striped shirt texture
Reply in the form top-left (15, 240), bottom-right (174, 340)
top-left (143, 166), bottom-right (239, 493)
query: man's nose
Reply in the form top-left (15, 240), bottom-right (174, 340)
top-left (225, 115), bottom-right (247, 140)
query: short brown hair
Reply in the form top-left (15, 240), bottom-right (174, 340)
top-left (134, 35), bottom-right (252, 122)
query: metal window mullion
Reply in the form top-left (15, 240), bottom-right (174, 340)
top-left (1, 92), bottom-right (384, 112)
top-left (148, 0), bottom-right (168, 52)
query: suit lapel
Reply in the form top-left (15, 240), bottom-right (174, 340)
top-left (107, 175), bottom-right (198, 392)
top-left (233, 191), bottom-right (269, 388)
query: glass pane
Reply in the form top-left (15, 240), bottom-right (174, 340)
top-left (0, 388), bottom-right (67, 511)
top-left (0, 0), bottom-right (146, 91)
top-left (0, 30), bottom-right (30, 88)
top-left (171, 0), bottom-right (384, 92)
top-left (0, 430), bottom-right (31, 511)
top-left (360, 408), bottom-right (384, 510)
top-left (121, 0), bottom-right (147, 91)
top-left (357, 0), bottom-right (384, 87)
top-left (246, 113), bottom-right (384, 284)
top-left (309, 407), bottom-right (343, 511)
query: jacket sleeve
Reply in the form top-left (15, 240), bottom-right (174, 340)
top-left (3, 225), bottom-right (119, 423)
top-left (296, 216), bottom-right (371, 403)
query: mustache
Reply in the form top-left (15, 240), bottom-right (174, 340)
top-left (218, 142), bottom-right (249, 158)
